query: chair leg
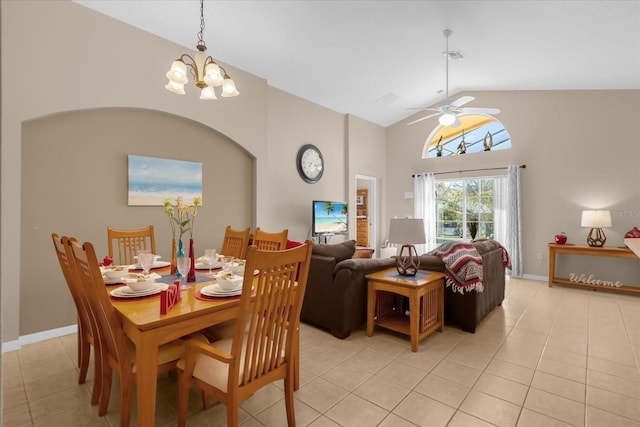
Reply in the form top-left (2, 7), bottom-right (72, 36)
top-left (90, 348), bottom-right (101, 405)
top-left (177, 369), bottom-right (189, 427)
top-left (98, 364), bottom-right (113, 416)
top-left (201, 390), bottom-right (209, 409)
top-left (78, 329), bottom-right (90, 384)
top-left (284, 375), bottom-right (297, 427)
top-left (227, 403), bottom-right (239, 427)
top-left (119, 373), bottom-right (133, 427)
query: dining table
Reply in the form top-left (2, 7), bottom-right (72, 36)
top-left (109, 265), bottom-right (299, 427)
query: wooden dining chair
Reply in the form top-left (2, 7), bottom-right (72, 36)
top-left (107, 225), bottom-right (156, 265)
top-left (67, 238), bottom-right (192, 426)
top-left (52, 234), bottom-right (101, 406)
top-left (177, 240), bottom-right (313, 427)
top-left (252, 227), bottom-right (288, 251)
top-left (220, 225), bottom-right (251, 259)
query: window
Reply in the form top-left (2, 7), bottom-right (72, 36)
top-left (422, 114), bottom-right (511, 158)
top-left (435, 178), bottom-right (495, 243)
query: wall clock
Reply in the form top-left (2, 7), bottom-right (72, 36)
top-left (296, 144), bottom-right (324, 183)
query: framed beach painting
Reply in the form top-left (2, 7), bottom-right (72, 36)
top-left (127, 155), bottom-right (202, 206)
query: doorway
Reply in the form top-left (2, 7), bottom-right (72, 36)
top-left (355, 175), bottom-right (377, 254)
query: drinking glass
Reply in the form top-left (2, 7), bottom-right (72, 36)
top-left (221, 256), bottom-right (234, 275)
top-left (138, 250), bottom-right (155, 277)
top-left (203, 248), bottom-right (217, 275)
top-left (177, 256), bottom-right (191, 290)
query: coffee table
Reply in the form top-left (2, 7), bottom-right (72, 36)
top-left (366, 268), bottom-right (445, 351)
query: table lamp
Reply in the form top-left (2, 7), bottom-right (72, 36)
top-left (580, 210), bottom-right (612, 247)
top-left (388, 218), bottom-right (426, 276)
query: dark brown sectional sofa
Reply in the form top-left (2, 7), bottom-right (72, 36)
top-left (300, 239), bottom-right (507, 338)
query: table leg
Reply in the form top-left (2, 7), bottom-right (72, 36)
top-left (409, 290), bottom-right (419, 352)
top-left (438, 282), bottom-right (444, 332)
top-left (548, 247), bottom-right (555, 287)
top-left (135, 332), bottom-right (160, 427)
top-left (366, 283), bottom-right (376, 337)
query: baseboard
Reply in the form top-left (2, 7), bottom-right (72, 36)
top-left (2, 324), bottom-right (78, 353)
top-left (520, 274), bottom-right (547, 282)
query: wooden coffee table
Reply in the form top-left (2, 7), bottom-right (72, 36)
top-left (366, 268), bottom-right (445, 352)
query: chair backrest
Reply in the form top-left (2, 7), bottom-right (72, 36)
top-left (107, 225), bottom-right (156, 265)
top-left (252, 227), bottom-right (288, 251)
top-left (52, 234), bottom-right (94, 340)
top-left (229, 240), bottom-right (312, 390)
top-left (68, 238), bottom-right (133, 373)
top-left (220, 225), bottom-right (251, 259)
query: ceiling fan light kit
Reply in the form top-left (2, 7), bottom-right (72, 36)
top-left (407, 29), bottom-right (500, 127)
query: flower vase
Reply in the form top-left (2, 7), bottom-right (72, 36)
top-left (176, 238), bottom-right (185, 278)
top-left (187, 238), bottom-right (196, 282)
top-left (170, 238), bottom-right (178, 275)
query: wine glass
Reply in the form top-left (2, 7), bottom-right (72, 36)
top-left (203, 248), bottom-right (217, 275)
top-left (177, 256), bottom-right (191, 290)
top-left (221, 256), bottom-right (234, 275)
top-left (138, 250), bottom-right (154, 277)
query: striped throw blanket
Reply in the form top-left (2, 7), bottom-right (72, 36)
top-left (427, 241), bottom-right (483, 294)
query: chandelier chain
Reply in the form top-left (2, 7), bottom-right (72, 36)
top-left (197, 0), bottom-right (206, 50)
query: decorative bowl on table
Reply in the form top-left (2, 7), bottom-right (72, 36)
top-left (216, 273), bottom-right (243, 290)
top-left (232, 261), bottom-right (246, 275)
top-left (124, 275), bottom-right (157, 292)
top-left (102, 266), bottom-right (131, 281)
top-left (554, 233), bottom-right (567, 244)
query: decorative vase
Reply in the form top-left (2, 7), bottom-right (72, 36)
top-left (170, 238), bottom-right (178, 275)
top-left (187, 238), bottom-right (196, 282)
top-left (176, 238), bottom-right (185, 278)
top-left (555, 232), bottom-right (568, 244)
top-left (624, 227), bottom-right (640, 238)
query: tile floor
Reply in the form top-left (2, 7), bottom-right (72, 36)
top-left (3, 277), bottom-right (640, 426)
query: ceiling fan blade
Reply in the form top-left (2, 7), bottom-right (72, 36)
top-left (405, 107), bottom-right (440, 112)
top-left (460, 107), bottom-right (501, 114)
top-left (450, 96), bottom-right (475, 107)
top-left (406, 112), bottom-right (440, 126)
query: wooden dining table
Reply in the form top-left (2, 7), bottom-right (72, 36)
top-left (110, 268), bottom-right (247, 427)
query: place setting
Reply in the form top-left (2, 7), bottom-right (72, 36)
top-left (110, 273), bottom-right (166, 299)
top-left (196, 261), bottom-right (249, 300)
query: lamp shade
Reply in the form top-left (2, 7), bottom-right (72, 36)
top-left (581, 210), bottom-right (612, 228)
top-left (388, 219), bottom-right (426, 245)
top-left (439, 113), bottom-right (457, 126)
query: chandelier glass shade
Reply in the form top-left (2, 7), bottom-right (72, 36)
top-left (165, 0), bottom-right (239, 100)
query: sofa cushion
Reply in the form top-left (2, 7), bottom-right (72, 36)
top-left (286, 239), bottom-right (304, 249)
top-left (312, 240), bottom-right (356, 263)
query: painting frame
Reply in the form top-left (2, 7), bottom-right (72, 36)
top-left (127, 155), bottom-right (202, 206)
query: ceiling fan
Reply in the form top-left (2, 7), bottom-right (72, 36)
top-left (407, 29), bottom-right (500, 127)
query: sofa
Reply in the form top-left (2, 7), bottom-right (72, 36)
top-left (300, 240), bottom-right (396, 338)
top-left (418, 239), bottom-right (507, 333)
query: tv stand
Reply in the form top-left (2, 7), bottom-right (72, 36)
top-left (316, 233), bottom-right (334, 244)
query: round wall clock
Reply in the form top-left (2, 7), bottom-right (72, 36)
top-left (296, 144), bottom-right (324, 183)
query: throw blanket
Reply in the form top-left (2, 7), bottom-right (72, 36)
top-left (427, 242), bottom-right (484, 294)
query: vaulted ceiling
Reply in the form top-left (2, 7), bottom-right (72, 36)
top-left (74, 0), bottom-right (640, 127)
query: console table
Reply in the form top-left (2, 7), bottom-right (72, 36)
top-left (548, 243), bottom-right (640, 294)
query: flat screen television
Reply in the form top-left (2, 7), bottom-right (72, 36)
top-left (312, 200), bottom-right (348, 236)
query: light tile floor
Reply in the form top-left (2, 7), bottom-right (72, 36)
top-left (3, 277), bottom-right (640, 426)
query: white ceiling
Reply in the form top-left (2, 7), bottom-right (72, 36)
top-left (74, 0), bottom-right (640, 127)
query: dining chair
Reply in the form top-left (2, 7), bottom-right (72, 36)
top-left (66, 238), bottom-right (195, 426)
top-left (52, 234), bottom-right (101, 406)
top-left (252, 227), bottom-right (288, 251)
top-left (107, 225), bottom-right (156, 266)
top-left (177, 240), bottom-right (313, 427)
top-left (220, 225), bottom-right (251, 259)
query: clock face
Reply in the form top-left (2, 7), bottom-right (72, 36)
top-left (296, 144), bottom-right (324, 183)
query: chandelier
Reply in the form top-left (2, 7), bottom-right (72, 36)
top-left (165, 0), bottom-right (239, 100)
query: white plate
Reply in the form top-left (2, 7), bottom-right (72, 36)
top-left (201, 284), bottom-right (243, 297)
top-left (110, 283), bottom-right (168, 298)
top-left (132, 260), bottom-right (171, 270)
top-left (195, 261), bottom-right (222, 270)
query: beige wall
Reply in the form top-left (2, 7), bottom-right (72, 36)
top-left (21, 108), bottom-right (254, 334)
top-left (3, 1), bottom-right (640, 343)
top-left (0, 1), bottom-right (368, 342)
top-left (387, 90), bottom-right (640, 280)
